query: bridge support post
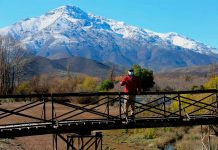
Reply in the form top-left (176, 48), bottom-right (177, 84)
top-left (66, 132), bottom-right (103, 150)
top-left (216, 92), bottom-right (218, 113)
top-left (42, 95), bottom-right (46, 121)
top-left (163, 94), bottom-right (166, 117)
top-left (52, 134), bottom-right (58, 150)
top-left (107, 95), bottom-right (110, 120)
top-left (119, 93), bottom-right (122, 120)
top-left (178, 94), bottom-right (182, 119)
top-left (51, 94), bottom-right (54, 125)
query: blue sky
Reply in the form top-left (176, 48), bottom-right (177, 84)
top-left (0, 0), bottom-right (218, 48)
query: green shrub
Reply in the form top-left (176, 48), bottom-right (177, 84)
top-left (82, 76), bottom-right (98, 92)
top-left (204, 76), bottom-right (218, 89)
top-left (144, 128), bottom-right (156, 139)
top-left (133, 64), bottom-right (155, 91)
top-left (98, 80), bottom-right (114, 91)
top-left (16, 82), bottom-right (31, 95)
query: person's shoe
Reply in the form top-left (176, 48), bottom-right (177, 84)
top-left (120, 114), bottom-right (128, 123)
top-left (122, 120), bottom-right (129, 124)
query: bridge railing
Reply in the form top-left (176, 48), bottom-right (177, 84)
top-left (0, 90), bottom-right (218, 127)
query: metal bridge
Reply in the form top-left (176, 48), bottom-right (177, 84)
top-left (0, 90), bottom-right (218, 149)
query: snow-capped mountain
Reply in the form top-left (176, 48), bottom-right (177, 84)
top-left (0, 5), bottom-right (218, 71)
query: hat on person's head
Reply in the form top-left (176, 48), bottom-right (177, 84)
top-left (128, 68), bottom-right (134, 72)
top-left (128, 68), bottom-right (134, 76)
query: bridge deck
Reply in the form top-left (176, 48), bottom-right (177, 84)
top-left (0, 115), bottom-right (217, 138)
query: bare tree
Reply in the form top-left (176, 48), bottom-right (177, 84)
top-left (108, 66), bottom-right (115, 82)
top-left (0, 36), bottom-right (26, 95)
top-left (209, 63), bottom-right (217, 78)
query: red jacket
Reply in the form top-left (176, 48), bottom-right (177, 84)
top-left (120, 75), bottom-right (141, 94)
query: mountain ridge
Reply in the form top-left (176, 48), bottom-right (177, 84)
top-left (0, 5), bottom-right (218, 71)
top-left (22, 56), bottom-right (125, 79)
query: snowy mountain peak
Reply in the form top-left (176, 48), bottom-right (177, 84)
top-left (57, 5), bottom-right (82, 12)
top-left (48, 5), bottom-right (88, 19)
top-left (0, 5), bottom-right (218, 71)
top-left (155, 31), bottom-right (217, 54)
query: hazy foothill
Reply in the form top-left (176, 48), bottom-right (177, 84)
top-left (0, 3), bottom-right (218, 150)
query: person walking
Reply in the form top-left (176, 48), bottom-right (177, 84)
top-left (120, 69), bottom-right (141, 120)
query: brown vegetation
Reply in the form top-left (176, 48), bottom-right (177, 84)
top-left (0, 37), bottom-right (26, 95)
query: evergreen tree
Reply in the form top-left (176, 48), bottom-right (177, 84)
top-left (133, 64), bottom-right (155, 91)
top-left (98, 80), bottom-right (114, 91)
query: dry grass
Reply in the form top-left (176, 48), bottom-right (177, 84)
top-left (175, 126), bottom-right (218, 150)
top-left (154, 74), bottom-right (208, 91)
